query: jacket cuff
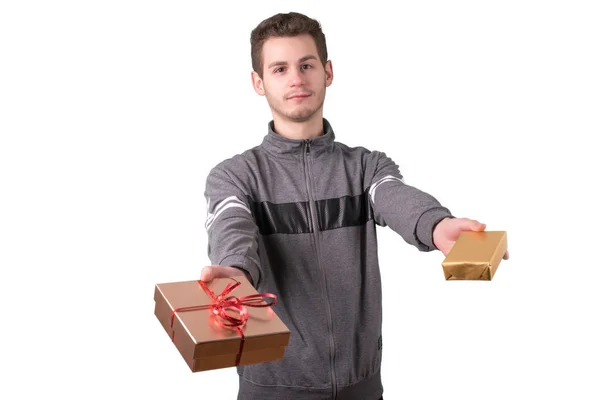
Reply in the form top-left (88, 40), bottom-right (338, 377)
top-left (415, 208), bottom-right (454, 251)
top-left (219, 254), bottom-right (261, 287)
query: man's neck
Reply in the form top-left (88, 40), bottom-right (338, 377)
top-left (272, 113), bottom-right (324, 140)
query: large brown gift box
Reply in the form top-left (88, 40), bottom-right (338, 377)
top-left (154, 274), bottom-right (290, 372)
top-left (442, 231), bottom-right (508, 280)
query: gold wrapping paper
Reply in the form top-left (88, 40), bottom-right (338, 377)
top-left (442, 231), bottom-right (507, 280)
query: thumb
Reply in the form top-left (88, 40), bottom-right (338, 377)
top-left (460, 218), bottom-right (486, 231)
top-left (200, 266), bottom-right (215, 282)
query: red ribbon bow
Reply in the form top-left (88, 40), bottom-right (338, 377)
top-left (170, 278), bottom-right (277, 366)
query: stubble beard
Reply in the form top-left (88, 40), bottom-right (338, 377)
top-left (266, 88), bottom-right (326, 123)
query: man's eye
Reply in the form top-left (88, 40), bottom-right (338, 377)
top-left (302, 64), bottom-right (312, 70)
top-left (274, 67), bottom-right (285, 73)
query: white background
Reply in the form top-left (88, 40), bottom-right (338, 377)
top-left (1, 1), bottom-right (599, 399)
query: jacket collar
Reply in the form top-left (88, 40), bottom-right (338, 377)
top-left (260, 118), bottom-right (336, 160)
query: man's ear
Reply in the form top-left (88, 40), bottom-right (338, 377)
top-left (325, 60), bottom-right (334, 88)
top-left (251, 71), bottom-right (265, 96)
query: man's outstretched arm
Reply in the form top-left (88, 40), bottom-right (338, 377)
top-left (201, 166), bottom-right (261, 285)
top-left (368, 150), bottom-right (453, 251)
top-left (368, 151), bottom-right (509, 259)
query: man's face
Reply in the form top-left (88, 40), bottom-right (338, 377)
top-left (252, 34), bottom-right (333, 123)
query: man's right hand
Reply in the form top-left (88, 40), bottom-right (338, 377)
top-left (200, 265), bottom-right (249, 283)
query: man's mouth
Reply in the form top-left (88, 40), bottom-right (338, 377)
top-left (287, 93), bottom-right (311, 100)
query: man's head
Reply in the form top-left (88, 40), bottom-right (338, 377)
top-left (250, 12), bottom-right (333, 124)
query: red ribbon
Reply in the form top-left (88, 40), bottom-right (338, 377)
top-left (170, 278), bottom-right (277, 366)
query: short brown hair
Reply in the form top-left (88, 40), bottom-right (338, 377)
top-left (250, 12), bottom-right (328, 78)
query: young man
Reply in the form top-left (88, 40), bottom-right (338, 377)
top-left (201, 12), bottom-right (508, 400)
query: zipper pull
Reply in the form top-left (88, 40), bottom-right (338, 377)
top-left (305, 139), bottom-right (311, 154)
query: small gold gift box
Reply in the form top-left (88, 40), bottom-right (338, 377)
top-left (442, 231), bottom-right (507, 280)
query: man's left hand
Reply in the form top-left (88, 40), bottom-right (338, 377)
top-left (433, 217), bottom-right (510, 259)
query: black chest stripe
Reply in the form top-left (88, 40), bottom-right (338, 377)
top-left (247, 189), bottom-right (373, 235)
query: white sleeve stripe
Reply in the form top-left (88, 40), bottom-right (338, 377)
top-left (212, 196), bottom-right (245, 216)
top-left (205, 198), bottom-right (251, 230)
top-left (369, 175), bottom-right (405, 203)
top-left (206, 196), bottom-right (248, 226)
top-left (206, 196), bottom-right (247, 226)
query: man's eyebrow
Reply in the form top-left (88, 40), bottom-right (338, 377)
top-left (298, 55), bottom-right (318, 63)
top-left (267, 55), bottom-right (319, 69)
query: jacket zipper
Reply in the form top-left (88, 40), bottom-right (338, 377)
top-left (303, 139), bottom-right (338, 399)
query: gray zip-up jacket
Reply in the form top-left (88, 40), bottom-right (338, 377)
top-left (204, 118), bottom-right (453, 400)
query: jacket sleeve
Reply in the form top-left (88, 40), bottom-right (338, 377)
top-left (368, 151), bottom-right (454, 252)
top-left (204, 166), bottom-right (262, 287)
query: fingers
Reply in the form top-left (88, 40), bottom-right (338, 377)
top-left (503, 250), bottom-right (510, 260)
top-left (200, 265), bottom-right (247, 282)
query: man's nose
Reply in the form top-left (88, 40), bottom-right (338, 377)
top-left (288, 67), bottom-right (305, 86)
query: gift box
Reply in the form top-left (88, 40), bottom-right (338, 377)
top-left (442, 231), bottom-right (508, 280)
top-left (154, 274), bottom-right (290, 372)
